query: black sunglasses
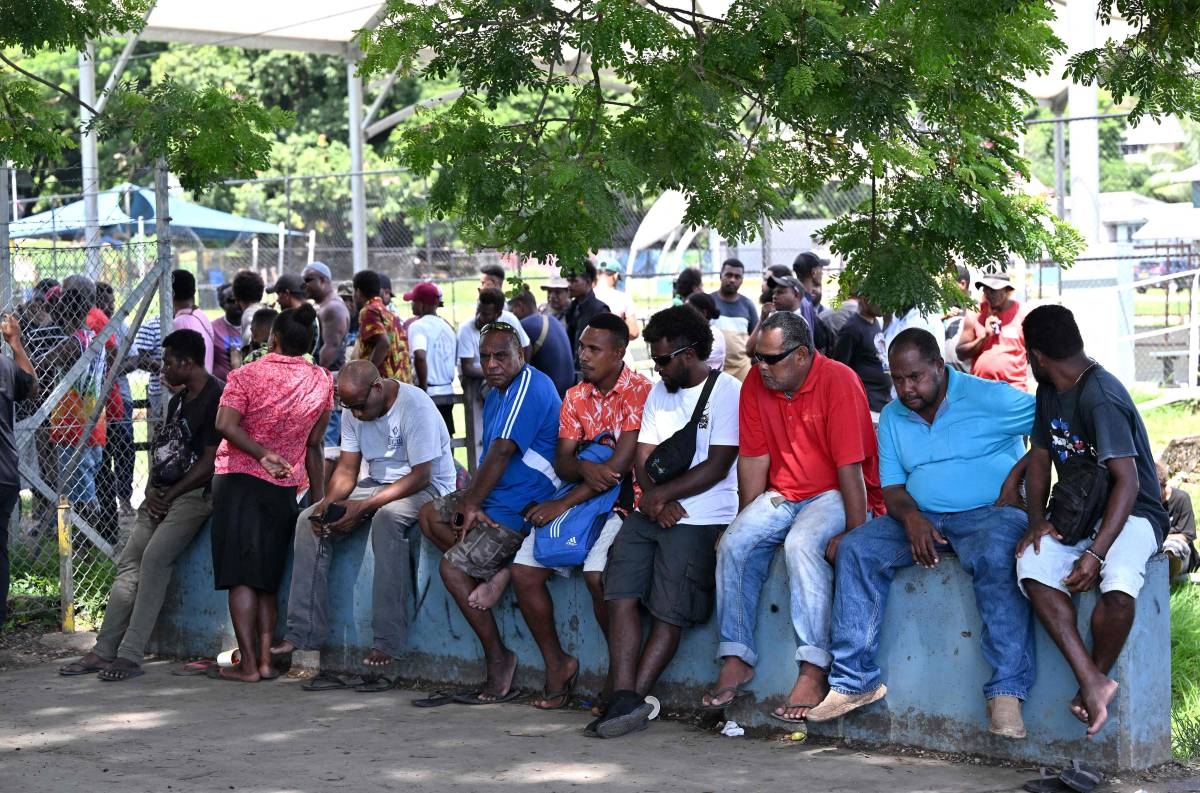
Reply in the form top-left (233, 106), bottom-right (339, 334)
top-left (752, 344), bottom-right (802, 366)
top-left (650, 344), bottom-right (694, 367)
top-left (480, 321), bottom-right (516, 335)
top-left (335, 377), bottom-right (380, 411)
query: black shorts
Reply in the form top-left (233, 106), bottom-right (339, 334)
top-left (602, 512), bottom-right (724, 628)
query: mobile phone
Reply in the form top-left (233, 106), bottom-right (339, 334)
top-left (312, 502), bottom-right (348, 524)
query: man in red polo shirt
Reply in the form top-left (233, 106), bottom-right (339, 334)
top-left (511, 313), bottom-right (653, 711)
top-left (700, 310), bottom-right (883, 723)
top-left (955, 272), bottom-right (1029, 390)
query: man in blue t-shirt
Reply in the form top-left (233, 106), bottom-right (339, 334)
top-left (418, 321), bottom-right (562, 704)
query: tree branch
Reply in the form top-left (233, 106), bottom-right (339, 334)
top-left (0, 52), bottom-right (100, 117)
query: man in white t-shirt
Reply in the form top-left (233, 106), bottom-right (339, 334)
top-left (590, 305), bottom-right (741, 739)
top-left (272, 360), bottom-right (457, 680)
top-left (456, 288), bottom-right (531, 379)
top-left (594, 258), bottom-right (641, 341)
top-left (405, 281), bottom-right (458, 433)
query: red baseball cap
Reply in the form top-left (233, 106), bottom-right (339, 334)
top-left (403, 282), bottom-right (441, 304)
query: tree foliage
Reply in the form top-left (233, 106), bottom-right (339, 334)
top-left (358, 0), bottom-right (1095, 313)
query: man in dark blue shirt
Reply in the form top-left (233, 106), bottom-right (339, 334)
top-left (509, 288), bottom-right (575, 396)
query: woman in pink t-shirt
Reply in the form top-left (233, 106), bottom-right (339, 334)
top-left (210, 304), bottom-right (333, 682)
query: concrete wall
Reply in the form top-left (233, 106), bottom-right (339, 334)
top-left (148, 521), bottom-right (1171, 772)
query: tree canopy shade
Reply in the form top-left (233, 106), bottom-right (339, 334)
top-left (356, 0), bottom-right (1115, 312)
top-left (0, 0), bottom-right (290, 191)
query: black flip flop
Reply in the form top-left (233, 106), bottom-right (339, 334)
top-left (98, 663), bottom-right (145, 682)
top-left (534, 669), bottom-right (580, 710)
top-left (59, 659), bottom-right (109, 676)
top-left (1023, 768), bottom-right (1072, 793)
top-left (301, 671), bottom-right (354, 691)
top-left (172, 659), bottom-right (217, 676)
top-left (768, 702), bottom-right (819, 724)
top-left (354, 675), bottom-right (398, 693)
top-left (697, 685), bottom-right (753, 712)
top-left (452, 688), bottom-right (523, 705)
top-left (412, 690), bottom-right (460, 708)
top-left (1059, 760), bottom-right (1102, 793)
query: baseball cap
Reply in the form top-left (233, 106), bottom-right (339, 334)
top-left (975, 273), bottom-right (1014, 291)
top-left (404, 282), bottom-right (441, 305)
top-left (379, 274), bottom-right (393, 292)
top-left (766, 274), bottom-right (804, 292)
top-left (266, 273), bottom-right (306, 295)
top-left (539, 275), bottom-right (570, 290)
top-left (597, 258), bottom-right (623, 278)
top-left (304, 261), bottom-right (332, 280)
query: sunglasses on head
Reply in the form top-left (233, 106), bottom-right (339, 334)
top-left (479, 321), bottom-right (515, 335)
top-left (752, 344), bottom-right (801, 366)
top-left (650, 344), bottom-right (694, 367)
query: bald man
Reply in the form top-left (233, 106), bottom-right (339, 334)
top-left (272, 361), bottom-right (457, 683)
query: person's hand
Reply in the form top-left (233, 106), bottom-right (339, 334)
top-left (324, 499), bottom-right (373, 534)
top-left (527, 499), bottom-right (570, 528)
top-left (655, 500), bottom-right (688, 528)
top-left (453, 500), bottom-right (497, 541)
top-left (903, 513), bottom-right (946, 568)
top-left (579, 460), bottom-right (621, 493)
top-left (259, 452), bottom-right (293, 479)
top-left (760, 302), bottom-right (774, 319)
top-left (0, 313), bottom-right (20, 346)
top-left (307, 499), bottom-right (330, 536)
top-left (144, 488), bottom-right (172, 522)
top-left (994, 479), bottom-right (1025, 510)
top-left (1015, 519), bottom-right (1061, 558)
top-left (638, 488), bottom-right (669, 522)
top-left (825, 530), bottom-right (851, 566)
top-left (986, 316), bottom-right (1002, 336)
top-left (1063, 551), bottom-right (1102, 593)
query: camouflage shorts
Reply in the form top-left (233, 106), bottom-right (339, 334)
top-left (434, 490), bottom-right (524, 580)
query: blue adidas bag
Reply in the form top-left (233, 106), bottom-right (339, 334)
top-left (531, 433), bottom-right (621, 567)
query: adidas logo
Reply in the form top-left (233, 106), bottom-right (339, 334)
top-left (566, 537), bottom-right (578, 546)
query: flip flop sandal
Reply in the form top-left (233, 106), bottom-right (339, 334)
top-left (1023, 768), bottom-right (1073, 793)
top-left (172, 659), bottom-right (217, 676)
top-left (534, 669), bottom-right (580, 710)
top-left (452, 688), bottom-right (523, 705)
top-left (59, 660), bottom-right (109, 676)
top-left (354, 675), bottom-right (398, 693)
top-left (1059, 760), bottom-right (1102, 793)
top-left (98, 664), bottom-right (145, 682)
top-left (768, 703), bottom-right (819, 724)
top-left (412, 690), bottom-right (462, 708)
top-left (697, 685), bottom-right (753, 712)
top-left (301, 671), bottom-right (354, 691)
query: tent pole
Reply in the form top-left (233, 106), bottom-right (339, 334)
top-left (79, 42), bottom-right (102, 275)
top-left (347, 58), bottom-right (368, 274)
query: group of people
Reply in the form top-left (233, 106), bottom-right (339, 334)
top-left (29, 255), bottom-right (1181, 749)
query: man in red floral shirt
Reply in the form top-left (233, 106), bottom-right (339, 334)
top-left (351, 270), bottom-right (412, 383)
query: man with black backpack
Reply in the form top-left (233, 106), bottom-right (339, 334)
top-left (60, 329), bottom-right (222, 682)
top-left (1016, 305), bottom-right (1169, 738)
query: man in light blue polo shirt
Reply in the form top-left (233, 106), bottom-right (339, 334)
top-left (807, 328), bottom-right (1036, 740)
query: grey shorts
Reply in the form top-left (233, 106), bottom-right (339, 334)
top-left (434, 489), bottom-right (524, 580)
top-left (603, 511), bottom-right (724, 628)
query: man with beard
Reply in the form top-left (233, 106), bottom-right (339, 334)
top-left (590, 305), bottom-right (740, 738)
top-left (1016, 305), bottom-right (1168, 737)
top-left (708, 258), bottom-right (758, 380)
top-left (703, 310), bottom-right (882, 723)
top-left (807, 328), bottom-right (1036, 740)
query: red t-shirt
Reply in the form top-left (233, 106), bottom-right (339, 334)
top-left (970, 299), bottom-right (1029, 390)
top-left (740, 355), bottom-right (885, 515)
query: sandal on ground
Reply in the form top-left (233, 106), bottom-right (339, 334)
top-left (98, 660), bottom-right (144, 682)
top-left (535, 669), bottom-right (580, 710)
top-left (767, 702), bottom-right (819, 724)
top-left (301, 670), bottom-right (355, 691)
top-left (354, 675), bottom-right (399, 693)
top-left (59, 658), bottom-right (110, 676)
top-left (452, 688), bottom-right (523, 705)
top-left (1023, 768), bottom-right (1073, 793)
top-left (1059, 760), bottom-right (1102, 793)
top-left (172, 659), bottom-right (217, 676)
top-left (698, 684), bottom-right (754, 712)
top-left (412, 690), bottom-right (461, 708)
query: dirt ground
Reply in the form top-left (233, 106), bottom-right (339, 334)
top-left (2, 630), bottom-right (1198, 793)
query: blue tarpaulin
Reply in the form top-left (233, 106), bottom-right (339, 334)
top-left (10, 183), bottom-right (291, 243)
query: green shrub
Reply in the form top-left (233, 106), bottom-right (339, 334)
top-left (1172, 585), bottom-right (1200, 759)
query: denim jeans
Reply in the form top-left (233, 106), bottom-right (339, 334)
top-left (827, 505), bottom-right (1035, 700)
top-left (715, 489), bottom-right (846, 668)
top-left (283, 480), bottom-right (438, 659)
top-left (56, 444), bottom-right (103, 504)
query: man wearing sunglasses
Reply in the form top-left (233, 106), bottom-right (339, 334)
top-left (701, 310), bottom-right (883, 723)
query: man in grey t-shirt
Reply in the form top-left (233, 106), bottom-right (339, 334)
top-left (272, 360), bottom-right (456, 681)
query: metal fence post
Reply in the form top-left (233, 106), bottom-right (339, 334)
top-left (1190, 271), bottom-right (1199, 386)
top-left (155, 158), bottom-right (173, 336)
top-left (0, 162), bottom-right (10, 312)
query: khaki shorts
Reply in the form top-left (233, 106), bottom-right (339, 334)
top-left (433, 490), bottom-right (524, 580)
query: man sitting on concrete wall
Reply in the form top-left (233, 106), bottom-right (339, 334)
top-left (1016, 305), bottom-right (1169, 737)
top-left (271, 360), bottom-right (457, 690)
top-left (807, 328), bottom-right (1036, 740)
top-left (60, 330), bottom-right (222, 682)
top-left (511, 313), bottom-right (652, 711)
top-left (701, 310), bottom-right (882, 723)
top-left (590, 306), bottom-right (741, 738)
top-left (418, 322), bottom-right (561, 703)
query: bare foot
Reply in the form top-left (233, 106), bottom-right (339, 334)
top-left (363, 649), bottom-right (394, 667)
top-left (217, 667), bottom-right (261, 682)
top-left (468, 568), bottom-right (511, 611)
top-left (477, 649), bottom-right (518, 701)
top-left (269, 640), bottom-right (296, 655)
top-left (1069, 691), bottom-right (1089, 724)
top-left (534, 655), bottom-right (579, 710)
top-left (259, 666), bottom-right (280, 680)
top-left (1082, 677), bottom-right (1119, 737)
top-left (702, 656), bottom-right (755, 707)
top-left (773, 663), bottom-right (828, 721)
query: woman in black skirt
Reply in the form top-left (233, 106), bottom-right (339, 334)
top-left (210, 304), bottom-right (333, 681)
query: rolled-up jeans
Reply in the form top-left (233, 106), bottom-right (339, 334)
top-left (715, 489), bottom-right (846, 669)
top-left (827, 505), bottom-right (1035, 700)
top-left (283, 479), bottom-right (438, 659)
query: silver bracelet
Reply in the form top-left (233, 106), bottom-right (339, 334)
top-left (1083, 548), bottom-right (1105, 564)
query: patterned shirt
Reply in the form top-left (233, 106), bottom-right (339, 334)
top-left (215, 352), bottom-right (334, 489)
top-left (354, 297), bottom-right (412, 383)
top-left (559, 364), bottom-right (653, 508)
top-left (49, 327), bottom-right (108, 447)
